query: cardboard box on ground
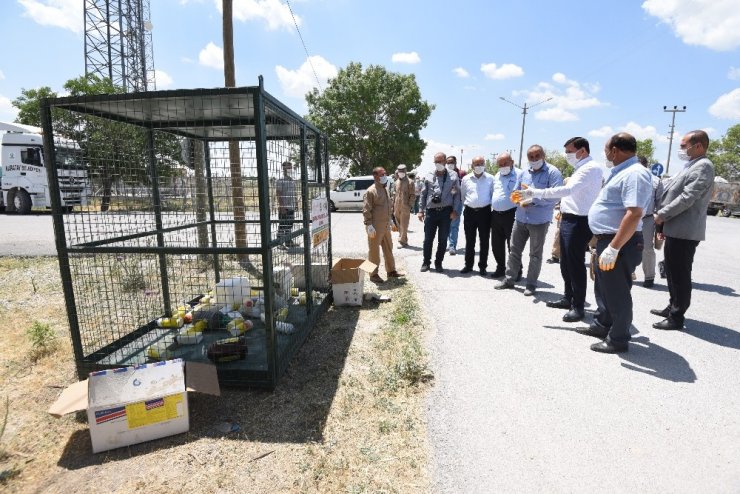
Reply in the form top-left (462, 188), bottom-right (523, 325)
top-left (49, 360), bottom-right (220, 453)
top-left (330, 258), bottom-right (377, 307)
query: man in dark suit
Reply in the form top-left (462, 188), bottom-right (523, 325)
top-left (652, 130), bottom-right (715, 330)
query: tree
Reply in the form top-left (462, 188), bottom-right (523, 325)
top-left (12, 86), bottom-right (57, 126)
top-left (636, 138), bottom-right (655, 164)
top-left (708, 124), bottom-right (740, 181)
top-left (546, 149), bottom-right (573, 178)
top-left (306, 62), bottom-right (435, 176)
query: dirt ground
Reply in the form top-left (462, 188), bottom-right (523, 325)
top-left (0, 257), bottom-right (432, 493)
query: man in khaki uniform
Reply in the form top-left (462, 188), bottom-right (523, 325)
top-left (363, 167), bottom-right (405, 283)
top-left (393, 164), bottom-right (415, 247)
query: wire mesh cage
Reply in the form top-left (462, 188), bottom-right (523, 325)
top-left (40, 80), bottom-right (331, 388)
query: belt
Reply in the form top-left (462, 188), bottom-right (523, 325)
top-left (594, 233), bottom-right (616, 240)
top-left (465, 205), bottom-right (491, 212)
top-left (561, 213), bottom-right (588, 220)
top-left (491, 208), bottom-right (516, 214)
top-left (642, 214), bottom-right (653, 220)
top-left (427, 205), bottom-right (452, 211)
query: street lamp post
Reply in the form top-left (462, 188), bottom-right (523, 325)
top-left (499, 96), bottom-right (553, 168)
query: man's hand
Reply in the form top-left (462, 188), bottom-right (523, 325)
top-left (598, 245), bottom-right (620, 271)
top-left (657, 232), bottom-right (665, 241)
top-left (511, 183), bottom-right (534, 204)
top-left (654, 213), bottom-right (664, 225)
top-left (418, 212), bottom-right (425, 222)
top-left (451, 211), bottom-right (458, 221)
top-left (366, 225), bottom-right (376, 239)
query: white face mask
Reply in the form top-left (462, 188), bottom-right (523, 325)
top-left (435, 163), bottom-right (445, 172)
top-left (379, 175), bottom-right (389, 185)
top-left (473, 165), bottom-right (485, 175)
top-left (446, 163), bottom-right (456, 172)
top-left (678, 149), bottom-right (690, 161)
top-left (529, 159), bottom-right (544, 171)
top-left (565, 152), bottom-right (579, 166)
top-left (398, 172), bottom-right (406, 179)
top-left (499, 166), bottom-right (512, 176)
top-left (604, 149), bottom-right (615, 168)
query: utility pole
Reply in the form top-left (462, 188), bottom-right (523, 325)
top-left (663, 105), bottom-right (686, 176)
top-left (499, 97), bottom-right (552, 168)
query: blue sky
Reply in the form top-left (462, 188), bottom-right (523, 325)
top-left (1, 0), bottom-right (738, 176)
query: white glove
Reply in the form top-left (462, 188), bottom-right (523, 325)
top-left (598, 245), bottom-right (620, 271)
top-left (518, 188), bottom-right (536, 201)
top-left (366, 225), bottom-right (376, 239)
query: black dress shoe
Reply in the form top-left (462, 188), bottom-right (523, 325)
top-left (460, 266), bottom-right (473, 274)
top-left (576, 323), bottom-right (610, 338)
top-left (590, 340), bottom-right (628, 353)
top-left (546, 297), bottom-right (571, 309)
top-left (435, 264), bottom-right (444, 273)
top-left (562, 309), bottom-right (585, 322)
top-left (420, 264), bottom-right (430, 272)
top-left (490, 269), bottom-right (505, 278)
top-left (652, 318), bottom-right (684, 330)
top-left (643, 279), bottom-right (655, 288)
top-left (650, 307), bottom-right (670, 318)
top-left (479, 268), bottom-right (488, 276)
top-left (546, 257), bottom-right (560, 264)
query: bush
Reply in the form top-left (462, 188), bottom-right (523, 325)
top-left (26, 321), bottom-right (58, 361)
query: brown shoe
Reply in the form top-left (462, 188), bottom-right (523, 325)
top-left (387, 271), bottom-right (405, 278)
top-left (370, 274), bottom-right (384, 283)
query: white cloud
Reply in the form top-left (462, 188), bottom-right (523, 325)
top-left (275, 55), bottom-right (338, 98)
top-left (452, 67), bottom-right (470, 78)
top-left (728, 67), bottom-right (740, 81)
top-left (215, 0), bottom-right (299, 31)
top-left (481, 63), bottom-right (524, 80)
top-left (199, 42), bottom-right (224, 70)
top-left (642, 0), bottom-right (740, 51)
top-left (18, 0), bottom-right (83, 34)
top-left (0, 95), bottom-right (18, 122)
top-left (588, 122), bottom-right (669, 142)
top-left (512, 72), bottom-right (604, 122)
top-left (155, 70), bottom-right (173, 89)
top-left (708, 88), bottom-right (740, 119)
top-left (392, 52), bottom-right (421, 64)
top-left (484, 133), bottom-right (505, 141)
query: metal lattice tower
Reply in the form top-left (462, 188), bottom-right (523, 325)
top-left (84, 0), bottom-right (156, 92)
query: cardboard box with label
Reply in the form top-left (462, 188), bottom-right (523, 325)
top-left (330, 258), bottom-right (376, 306)
top-left (49, 359), bottom-right (220, 453)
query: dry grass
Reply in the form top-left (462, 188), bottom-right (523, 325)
top-left (0, 258), bottom-right (432, 493)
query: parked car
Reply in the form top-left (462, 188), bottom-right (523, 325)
top-left (329, 175), bottom-right (395, 211)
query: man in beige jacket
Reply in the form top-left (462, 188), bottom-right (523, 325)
top-left (363, 167), bottom-right (405, 283)
top-left (393, 164), bottom-right (416, 247)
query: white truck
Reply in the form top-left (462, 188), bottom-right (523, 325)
top-left (1, 122), bottom-right (89, 214)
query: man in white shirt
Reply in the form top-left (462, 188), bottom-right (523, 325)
top-left (512, 137), bottom-right (602, 321)
top-left (460, 156), bottom-right (494, 275)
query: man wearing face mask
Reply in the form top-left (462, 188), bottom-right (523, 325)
top-left (276, 161), bottom-right (298, 247)
top-left (495, 145), bottom-right (563, 296)
top-left (512, 137), bottom-right (603, 321)
top-left (489, 152), bottom-right (521, 279)
top-left (581, 133), bottom-right (653, 353)
top-left (651, 130), bottom-right (714, 331)
top-left (446, 156), bottom-right (465, 255)
top-left (460, 156), bottom-right (494, 275)
top-left (418, 152), bottom-right (462, 272)
top-left (393, 164), bottom-right (415, 247)
top-left (363, 167), bottom-right (405, 283)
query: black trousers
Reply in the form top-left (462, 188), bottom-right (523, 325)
top-left (463, 206), bottom-right (491, 269)
top-left (664, 236), bottom-right (699, 325)
top-left (559, 214), bottom-right (592, 311)
top-left (423, 206), bottom-right (452, 267)
top-left (593, 232), bottom-right (643, 344)
top-left (490, 207), bottom-right (516, 271)
top-left (278, 208), bottom-right (295, 244)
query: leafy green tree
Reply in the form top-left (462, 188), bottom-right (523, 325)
top-left (306, 62), bottom-right (435, 176)
top-left (12, 86), bottom-right (58, 126)
top-left (708, 124), bottom-right (740, 181)
top-left (636, 138), bottom-right (655, 164)
top-left (546, 149), bottom-right (573, 178)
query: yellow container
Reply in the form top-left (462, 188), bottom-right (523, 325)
top-left (156, 316), bottom-right (184, 329)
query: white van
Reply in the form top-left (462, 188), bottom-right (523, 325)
top-left (329, 175), bottom-right (396, 211)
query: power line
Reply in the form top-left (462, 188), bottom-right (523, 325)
top-left (285, 0), bottom-right (322, 93)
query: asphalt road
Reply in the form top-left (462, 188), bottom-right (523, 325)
top-left (3, 209), bottom-right (740, 492)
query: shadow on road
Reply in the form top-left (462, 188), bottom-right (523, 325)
top-left (619, 335), bottom-right (696, 383)
top-left (692, 282), bottom-right (739, 297)
top-left (683, 319), bottom-right (740, 350)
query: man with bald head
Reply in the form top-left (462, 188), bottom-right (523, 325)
top-left (459, 156), bottom-right (494, 274)
top-left (489, 152), bottom-right (521, 278)
top-left (583, 132), bottom-right (653, 353)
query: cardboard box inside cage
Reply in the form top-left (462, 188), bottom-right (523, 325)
top-left (49, 359), bottom-right (220, 453)
top-left (330, 258), bottom-right (376, 306)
